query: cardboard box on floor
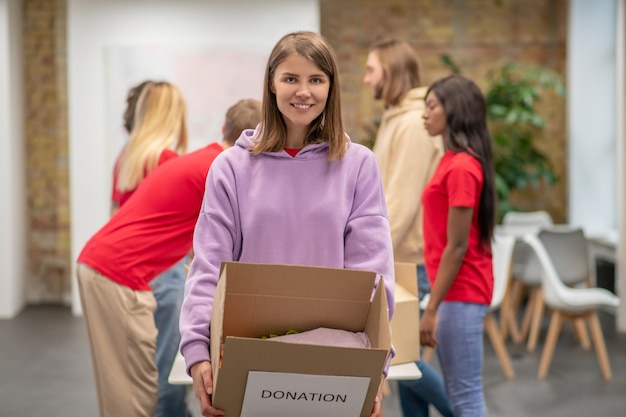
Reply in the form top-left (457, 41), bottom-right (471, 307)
top-left (210, 262), bottom-right (392, 417)
top-left (390, 262), bottom-right (420, 365)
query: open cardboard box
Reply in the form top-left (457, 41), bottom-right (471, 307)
top-left (390, 262), bottom-right (420, 365)
top-left (210, 262), bottom-right (392, 417)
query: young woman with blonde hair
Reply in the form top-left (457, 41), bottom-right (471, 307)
top-left (110, 80), bottom-right (189, 416)
top-left (112, 81), bottom-right (188, 211)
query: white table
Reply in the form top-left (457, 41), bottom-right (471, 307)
top-left (586, 230), bottom-right (618, 264)
top-left (386, 361), bottom-right (422, 380)
top-left (169, 352), bottom-right (191, 385)
top-left (168, 352), bottom-right (422, 385)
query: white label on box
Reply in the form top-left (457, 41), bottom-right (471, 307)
top-left (240, 371), bottom-right (370, 417)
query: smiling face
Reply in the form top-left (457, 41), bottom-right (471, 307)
top-left (423, 91), bottom-right (447, 137)
top-left (271, 53), bottom-right (330, 147)
top-left (363, 50), bottom-right (384, 100)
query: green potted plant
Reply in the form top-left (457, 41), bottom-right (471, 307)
top-left (441, 57), bottom-right (565, 220)
top-left (486, 63), bottom-right (565, 219)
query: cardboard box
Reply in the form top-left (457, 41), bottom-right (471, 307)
top-left (390, 262), bottom-right (420, 365)
top-left (210, 262), bottom-right (392, 417)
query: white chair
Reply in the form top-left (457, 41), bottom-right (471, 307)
top-left (501, 210), bottom-right (554, 235)
top-left (536, 227), bottom-right (597, 350)
top-left (524, 226), bottom-right (596, 352)
top-left (522, 234), bottom-right (619, 380)
top-left (501, 210), bottom-right (554, 347)
top-left (484, 234), bottom-right (516, 378)
top-left (537, 227), bottom-right (595, 287)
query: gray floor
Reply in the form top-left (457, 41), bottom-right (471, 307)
top-left (1, 306), bottom-right (625, 417)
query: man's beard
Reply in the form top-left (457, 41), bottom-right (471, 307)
top-left (373, 81), bottom-right (383, 100)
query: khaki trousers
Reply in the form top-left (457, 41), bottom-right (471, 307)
top-left (77, 264), bottom-right (158, 417)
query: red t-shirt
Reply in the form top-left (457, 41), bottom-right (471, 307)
top-left (421, 150), bottom-right (493, 305)
top-left (284, 148), bottom-right (301, 157)
top-left (79, 143), bottom-right (223, 290)
top-left (111, 148), bottom-right (178, 208)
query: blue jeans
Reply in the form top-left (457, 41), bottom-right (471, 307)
top-left (416, 264), bottom-right (431, 301)
top-left (437, 302), bottom-right (489, 417)
top-left (398, 360), bottom-right (455, 417)
top-left (398, 265), bottom-right (454, 417)
top-left (151, 256), bottom-right (189, 417)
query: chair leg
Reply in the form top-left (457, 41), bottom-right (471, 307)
top-left (499, 276), bottom-right (515, 342)
top-left (588, 312), bottom-right (613, 381)
top-left (538, 310), bottom-right (564, 379)
top-left (508, 279), bottom-right (525, 343)
top-left (499, 306), bottom-right (510, 341)
top-left (518, 286), bottom-right (536, 343)
top-left (484, 312), bottom-right (515, 378)
top-left (573, 318), bottom-right (591, 350)
top-left (527, 287), bottom-right (545, 352)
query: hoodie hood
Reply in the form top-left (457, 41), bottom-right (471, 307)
top-left (234, 125), bottom-right (333, 160)
top-left (381, 86), bottom-right (428, 122)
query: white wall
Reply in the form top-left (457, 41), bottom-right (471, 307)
top-left (568, 0), bottom-right (626, 332)
top-left (616, 0), bottom-right (626, 332)
top-left (68, 0), bottom-right (320, 314)
top-left (0, 0), bottom-right (27, 318)
top-left (567, 0), bottom-right (617, 235)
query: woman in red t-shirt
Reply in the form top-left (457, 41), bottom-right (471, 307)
top-left (420, 74), bottom-right (496, 417)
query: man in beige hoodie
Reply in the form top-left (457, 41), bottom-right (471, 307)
top-left (364, 38), bottom-right (451, 417)
top-left (364, 38), bottom-right (444, 291)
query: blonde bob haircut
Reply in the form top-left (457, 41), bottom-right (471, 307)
top-left (116, 81), bottom-right (188, 192)
top-left (253, 31), bottom-right (347, 161)
top-left (369, 38), bottom-right (421, 107)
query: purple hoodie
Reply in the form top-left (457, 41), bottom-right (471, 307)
top-left (179, 127), bottom-right (395, 373)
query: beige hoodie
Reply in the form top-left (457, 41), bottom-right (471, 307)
top-left (373, 86), bottom-right (444, 265)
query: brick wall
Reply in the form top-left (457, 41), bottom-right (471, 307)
top-left (320, 0), bottom-right (568, 222)
top-left (22, 0), bottom-right (70, 303)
